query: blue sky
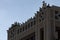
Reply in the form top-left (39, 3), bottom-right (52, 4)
top-left (0, 0), bottom-right (60, 40)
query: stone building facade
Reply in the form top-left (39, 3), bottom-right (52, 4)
top-left (7, 1), bottom-right (60, 40)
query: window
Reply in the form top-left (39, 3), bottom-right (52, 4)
top-left (28, 23), bottom-right (30, 28)
top-left (55, 16), bottom-right (58, 19)
top-left (10, 31), bottom-right (14, 38)
top-left (42, 12), bottom-right (44, 14)
top-left (31, 36), bottom-right (35, 40)
top-left (23, 27), bottom-right (24, 31)
top-left (26, 39), bottom-right (29, 40)
top-left (41, 16), bottom-right (42, 18)
top-left (25, 25), bottom-right (27, 30)
top-left (17, 29), bottom-right (19, 34)
top-left (40, 16), bottom-right (44, 21)
top-left (34, 20), bottom-right (36, 25)
top-left (31, 36), bottom-right (34, 40)
top-left (40, 28), bottom-right (44, 40)
top-left (55, 11), bottom-right (58, 14)
top-left (39, 19), bottom-right (41, 22)
top-left (56, 27), bottom-right (60, 40)
top-left (58, 14), bottom-right (60, 17)
top-left (42, 17), bottom-right (44, 20)
top-left (31, 22), bottom-right (33, 27)
top-left (20, 28), bottom-right (22, 32)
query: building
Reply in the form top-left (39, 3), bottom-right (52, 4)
top-left (7, 1), bottom-right (60, 40)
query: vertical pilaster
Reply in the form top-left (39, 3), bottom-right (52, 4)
top-left (44, 8), bottom-right (55, 40)
top-left (35, 25), bottom-right (38, 40)
top-left (35, 25), bottom-right (40, 40)
top-left (44, 9), bottom-right (52, 40)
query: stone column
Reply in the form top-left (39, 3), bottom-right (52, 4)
top-left (44, 9), bottom-right (55, 40)
top-left (35, 25), bottom-right (40, 40)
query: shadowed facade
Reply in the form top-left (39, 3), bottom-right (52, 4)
top-left (7, 1), bottom-right (60, 40)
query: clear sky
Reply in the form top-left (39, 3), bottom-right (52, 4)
top-left (0, 0), bottom-right (60, 40)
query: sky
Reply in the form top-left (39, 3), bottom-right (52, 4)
top-left (0, 0), bottom-right (60, 40)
